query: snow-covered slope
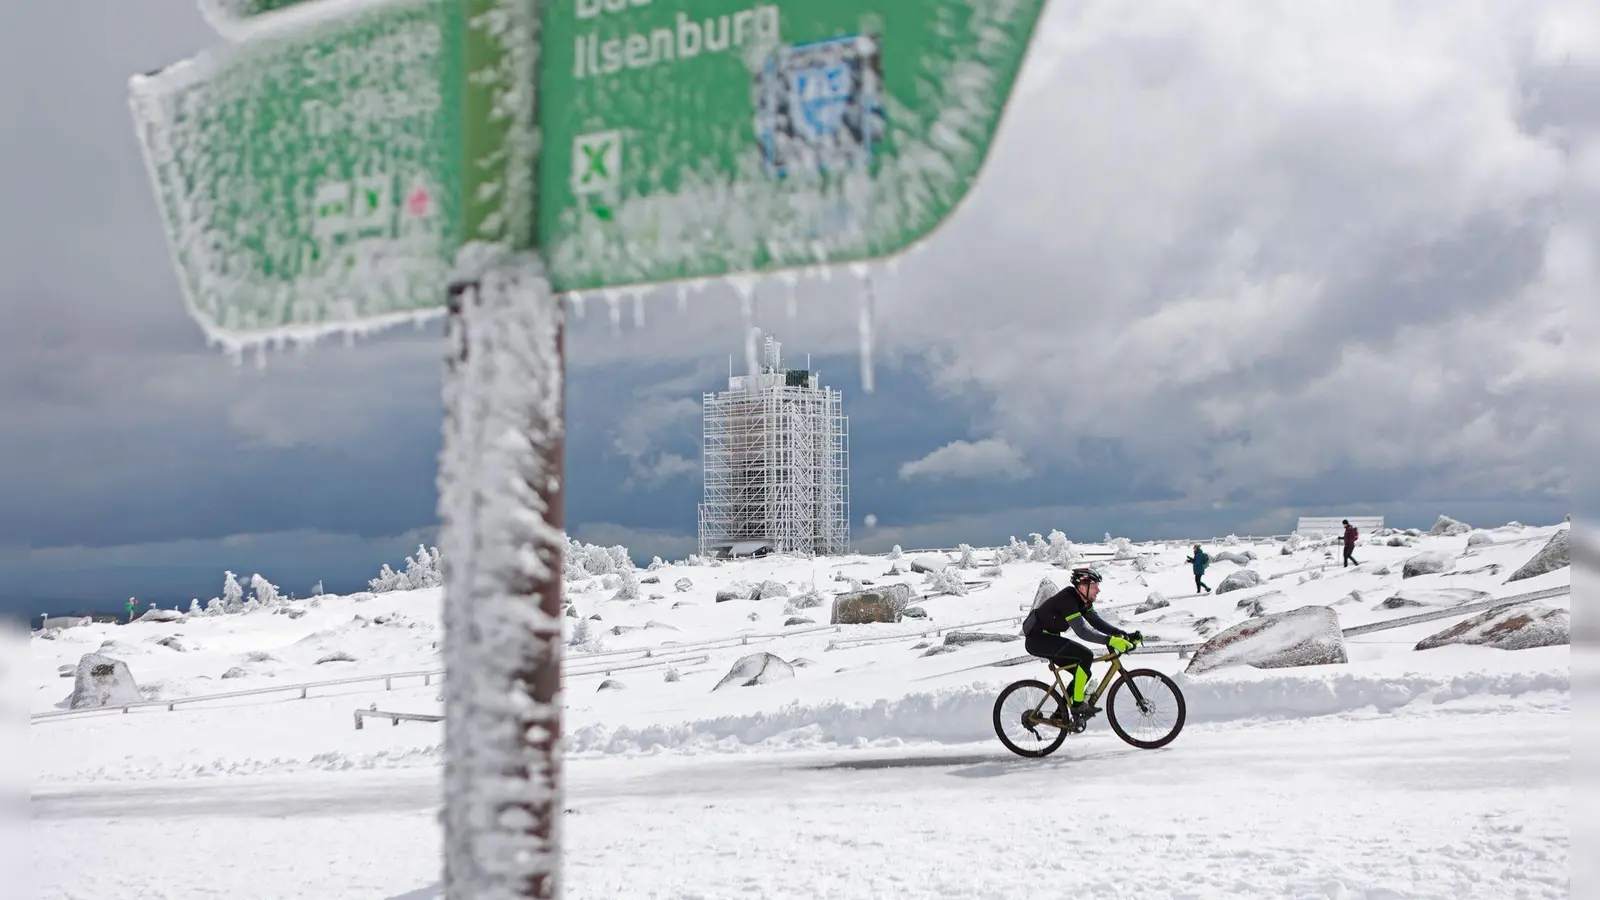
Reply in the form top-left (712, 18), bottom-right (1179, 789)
top-left (28, 522), bottom-right (1569, 777)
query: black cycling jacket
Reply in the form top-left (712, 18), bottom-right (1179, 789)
top-left (1023, 585), bottom-right (1127, 645)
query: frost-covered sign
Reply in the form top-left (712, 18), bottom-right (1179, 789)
top-left (130, 0), bottom-right (460, 345)
top-left (539, 0), bottom-right (1048, 292)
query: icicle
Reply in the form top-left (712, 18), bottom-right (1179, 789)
top-left (632, 291), bottom-right (645, 329)
top-left (854, 263), bottom-right (876, 394)
top-left (730, 275), bottom-right (760, 377)
top-left (676, 283), bottom-right (689, 314)
top-left (781, 271), bottom-right (799, 320)
top-left (253, 343), bottom-right (268, 371)
top-left (605, 291), bottom-right (622, 335)
top-left (570, 292), bottom-right (586, 319)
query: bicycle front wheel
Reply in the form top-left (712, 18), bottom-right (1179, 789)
top-left (992, 679), bottom-right (1069, 758)
top-left (1105, 668), bottom-right (1186, 749)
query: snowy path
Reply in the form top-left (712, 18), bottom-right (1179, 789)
top-left (33, 707), bottom-right (1567, 900)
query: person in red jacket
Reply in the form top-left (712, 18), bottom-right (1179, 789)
top-left (1342, 519), bottom-right (1359, 567)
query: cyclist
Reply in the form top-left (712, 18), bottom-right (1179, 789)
top-left (1022, 567), bottom-right (1142, 721)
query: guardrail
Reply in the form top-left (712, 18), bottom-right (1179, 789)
top-left (986, 583), bottom-right (1573, 665)
top-left (354, 708), bottom-right (444, 730)
top-left (31, 668), bottom-right (446, 722)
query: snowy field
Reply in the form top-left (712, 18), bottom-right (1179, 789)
top-left (27, 521), bottom-right (1572, 899)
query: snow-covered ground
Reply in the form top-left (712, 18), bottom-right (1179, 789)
top-left (28, 521), bottom-right (1572, 898)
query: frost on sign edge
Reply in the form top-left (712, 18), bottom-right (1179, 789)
top-left (544, 0), bottom-right (1047, 291)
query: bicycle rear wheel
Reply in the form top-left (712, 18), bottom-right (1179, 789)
top-left (1105, 668), bottom-right (1186, 749)
top-left (992, 679), bottom-right (1069, 758)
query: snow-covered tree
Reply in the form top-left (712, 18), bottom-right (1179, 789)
top-left (888, 544), bottom-right (903, 560)
top-left (647, 556), bottom-right (666, 571)
top-left (1029, 533), bottom-right (1050, 562)
top-left (312, 580), bottom-right (324, 597)
top-left (957, 544), bottom-right (977, 569)
top-left (612, 567), bottom-right (640, 602)
top-left (222, 572), bottom-right (244, 613)
top-left (404, 545), bottom-right (442, 590)
top-left (369, 564), bottom-right (406, 593)
top-left (926, 566), bottom-right (969, 597)
top-left (249, 573), bottom-right (280, 609)
top-left (187, 598), bottom-right (201, 616)
top-left (1047, 531), bottom-right (1076, 567)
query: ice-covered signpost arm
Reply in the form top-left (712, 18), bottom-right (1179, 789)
top-left (438, 1), bottom-right (563, 898)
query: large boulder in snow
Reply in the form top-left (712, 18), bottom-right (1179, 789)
top-left (1185, 606), bottom-right (1347, 676)
top-left (829, 589), bottom-right (905, 625)
top-left (136, 607), bottom-right (185, 623)
top-left (712, 652), bottom-right (795, 690)
top-left (1429, 515), bottom-right (1471, 536)
top-left (1212, 550), bottom-right (1256, 565)
top-left (1465, 530), bottom-right (1496, 548)
top-left (1030, 577), bottom-right (1059, 611)
top-left (40, 615), bottom-right (92, 631)
top-left (69, 653), bottom-right (142, 709)
top-left (909, 555), bottom-right (950, 575)
top-left (673, 577), bottom-right (693, 592)
top-left (1214, 569), bottom-right (1264, 595)
top-left (942, 631), bottom-right (1020, 646)
top-left (755, 580), bottom-right (790, 600)
top-left (1415, 602), bottom-right (1569, 651)
top-left (1506, 529), bottom-right (1570, 583)
top-left (1136, 592), bottom-right (1169, 614)
top-left (1375, 588), bottom-right (1492, 610)
top-left (1402, 551), bottom-right (1456, 579)
top-left (1233, 590), bottom-right (1288, 618)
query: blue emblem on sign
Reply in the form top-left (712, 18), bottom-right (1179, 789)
top-left (756, 35), bottom-right (886, 178)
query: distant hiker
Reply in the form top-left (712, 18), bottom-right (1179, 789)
top-left (1342, 519), bottom-right (1359, 567)
top-left (1186, 545), bottom-right (1211, 594)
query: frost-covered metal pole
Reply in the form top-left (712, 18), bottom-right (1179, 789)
top-left (439, 1), bottom-right (563, 898)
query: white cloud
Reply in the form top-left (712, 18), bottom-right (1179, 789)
top-left (899, 438), bottom-right (1031, 482)
top-left (607, 396), bottom-right (701, 489)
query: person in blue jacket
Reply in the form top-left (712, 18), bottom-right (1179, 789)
top-left (1186, 545), bottom-right (1211, 594)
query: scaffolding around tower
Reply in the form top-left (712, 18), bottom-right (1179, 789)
top-left (699, 335), bottom-right (850, 559)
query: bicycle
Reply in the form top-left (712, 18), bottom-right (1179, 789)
top-left (991, 646), bottom-right (1186, 757)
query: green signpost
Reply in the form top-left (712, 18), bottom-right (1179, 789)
top-left (538, 0), bottom-right (1046, 291)
top-left (131, 0), bottom-right (462, 346)
top-left (132, 0), bottom-right (1045, 343)
top-left (129, 1), bottom-right (1046, 896)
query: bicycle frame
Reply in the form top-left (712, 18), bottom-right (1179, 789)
top-left (1036, 650), bottom-right (1144, 718)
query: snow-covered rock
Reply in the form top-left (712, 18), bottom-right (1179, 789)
top-left (1465, 530), bottom-right (1496, 548)
top-left (943, 631), bottom-right (1019, 646)
top-left (1415, 602), bottom-right (1569, 651)
top-left (221, 667), bottom-right (248, 679)
top-left (316, 651), bottom-right (356, 664)
top-left (1374, 588), bottom-right (1492, 610)
top-left (1030, 577), bottom-right (1059, 611)
top-left (755, 580), bottom-right (790, 600)
top-left (154, 636), bottom-right (191, 652)
top-left (1233, 590), bottom-right (1288, 618)
top-left (783, 616), bottom-right (814, 627)
top-left (902, 606), bottom-right (928, 619)
top-left (1214, 569), bottom-right (1264, 595)
top-left (136, 607), bottom-right (185, 623)
top-left (1402, 551), bottom-right (1456, 579)
top-left (909, 555), bottom-right (950, 575)
top-left (830, 588), bottom-right (906, 624)
top-left (597, 679), bottom-right (626, 692)
top-left (1185, 606), bottom-right (1347, 675)
top-left (714, 588), bottom-right (749, 603)
top-left (789, 592), bottom-right (825, 610)
top-left (69, 654), bottom-right (142, 709)
top-left (1136, 593), bottom-right (1169, 614)
top-left (1429, 515), bottom-right (1471, 536)
top-left (40, 616), bottom-right (92, 631)
top-left (1212, 550), bottom-right (1256, 566)
top-left (712, 652), bottom-right (794, 691)
top-left (673, 577), bottom-right (693, 592)
top-left (1507, 529), bottom-right (1570, 583)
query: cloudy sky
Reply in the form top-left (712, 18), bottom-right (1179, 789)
top-left (1, 0), bottom-right (1590, 618)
